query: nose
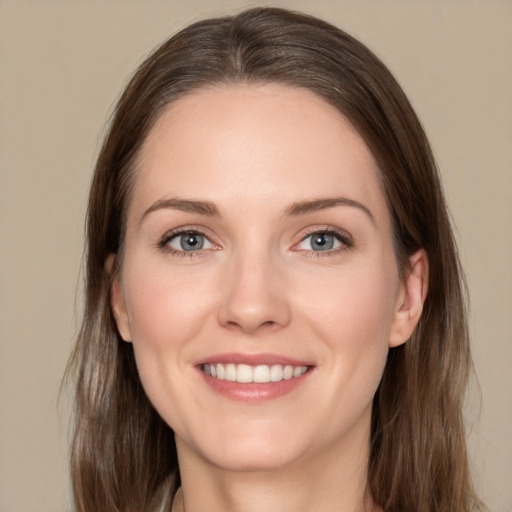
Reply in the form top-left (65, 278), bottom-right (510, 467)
top-left (217, 248), bottom-right (291, 335)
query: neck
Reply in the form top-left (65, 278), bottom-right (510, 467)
top-left (172, 412), bottom-right (377, 512)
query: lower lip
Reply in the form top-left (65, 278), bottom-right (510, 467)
top-left (198, 368), bottom-right (312, 402)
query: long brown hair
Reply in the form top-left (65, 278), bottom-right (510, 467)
top-left (67, 7), bottom-right (483, 511)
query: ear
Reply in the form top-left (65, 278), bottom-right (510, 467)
top-left (106, 254), bottom-right (132, 342)
top-left (389, 249), bottom-right (429, 348)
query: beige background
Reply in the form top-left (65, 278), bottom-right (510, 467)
top-left (0, 1), bottom-right (510, 511)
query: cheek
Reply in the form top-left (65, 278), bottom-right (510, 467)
top-left (123, 259), bottom-right (217, 352)
top-left (121, 258), bottom-right (221, 431)
top-left (295, 261), bottom-right (398, 400)
top-left (299, 260), bottom-right (398, 343)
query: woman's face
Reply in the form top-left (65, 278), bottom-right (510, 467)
top-left (112, 84), bottom-right (423, 472)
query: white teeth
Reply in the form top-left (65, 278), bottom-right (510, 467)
top-left (270, 364), bottom-right (283, 382)
top-left (203, 363), bottom-right (309, 383)
top-left (225, 363), bottom-right (237, 382)
top-left (283, 365), bottom-right (293, 380)
top-left (254, 365), bottom-right (271, 383)
top-left (236, 364), bottom-right (253, 383)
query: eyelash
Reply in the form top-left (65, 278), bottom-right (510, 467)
top-left (156, 226), bottom-right (353, 258)
top-left (296, 227), bottom-right (353, 258)
top-left (157, 228), bottom-right (214, 259)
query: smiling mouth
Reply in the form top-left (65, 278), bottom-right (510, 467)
top-left (202, 363), bottom-right (309, 383)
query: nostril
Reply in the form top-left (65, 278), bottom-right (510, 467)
top-left (223, 318), bottom-right (281, 335)
top-left (225, 318), bottom-right (268, 328)
top-left (216, 274), bottom-right (292, 332)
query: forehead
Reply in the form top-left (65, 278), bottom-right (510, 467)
top-left (131, 83), bottom-right (388, 225)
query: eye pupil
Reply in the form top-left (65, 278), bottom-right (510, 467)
top-left (311, 233), bottom-right (334, 251)
top-left (180, 233), bottom-right (204, 251)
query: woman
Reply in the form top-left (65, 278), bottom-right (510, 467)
top-left (68, 7), bottom-right (483, 512)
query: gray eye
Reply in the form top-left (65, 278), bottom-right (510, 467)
top-left (168, 232), bottom-right (213, 251)
top-left (298, 232), bottom-right (342, 251)
top-left (181, 233), bottom-right (204, 251)
top-left (310, 233), bottom-right (335, 250)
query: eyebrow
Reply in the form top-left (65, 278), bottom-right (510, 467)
top-left (140, 195), bottom-right (375, 225)
top-left (141, 198), bottom-right (220, 224)
top-left (285, 197), bottom-right (375, 224)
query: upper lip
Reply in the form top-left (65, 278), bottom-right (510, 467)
top-left (194, 353), bottom-right (314, 367)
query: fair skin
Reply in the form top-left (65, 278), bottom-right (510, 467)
top-left (111, 84), bottom-right (428, 512)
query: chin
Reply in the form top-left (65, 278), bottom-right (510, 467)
top-left (206, 443), bottom-right (307, 473)
top-left (178, 418), bottom-right (313, 472)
